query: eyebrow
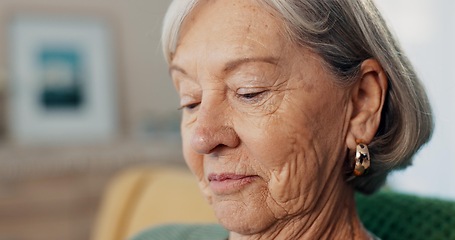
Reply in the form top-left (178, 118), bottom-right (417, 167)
top-left (223, 56), bottom-right (279, 73)
top-left (169, 56), bottom-right (279, 76)
top-left (169, 65), bottom-right (187, 75)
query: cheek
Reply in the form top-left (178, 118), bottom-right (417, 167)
top-left (181, 114), bottom-right (199, 172)
top-left (245, 116), bottom-right (323, 217)
top-left (266, 134), bottom-right (322, 218)
top-left (181, 124), bottom-right (205, 180)
top-left (242, 91), bottom-right (347, 218)
top-left (181, 126), bottom-right (214, 203)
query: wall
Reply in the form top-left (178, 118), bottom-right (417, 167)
top-left (0, 0), bottom-right (178, 142)
top-left (376, 0), bottom-right (455, 200)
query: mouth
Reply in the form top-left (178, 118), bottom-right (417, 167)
top-left (207, 173), bottom-right (258, 195)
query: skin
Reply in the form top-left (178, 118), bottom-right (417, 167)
top-left (169, 0), bottom-right (388, 239)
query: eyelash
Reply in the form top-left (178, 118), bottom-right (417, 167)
top-left (237, 90), bottom-right (268, 102)
top-left (179, 102), bottom-right (200, 111)
top-left (178, 90), bottom-right (268, 111)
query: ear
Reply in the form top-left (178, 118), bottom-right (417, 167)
top-left (346, 59), bottom-right (388, 150)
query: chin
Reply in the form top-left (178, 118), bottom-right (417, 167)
top-left (211, 198), bottom-right (277, 235)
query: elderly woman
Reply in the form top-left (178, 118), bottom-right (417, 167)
top-left (136, 0), bottom-right (433, 239)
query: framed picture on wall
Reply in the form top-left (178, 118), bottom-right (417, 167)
top-left (7, 14), bottom-right (118, 144)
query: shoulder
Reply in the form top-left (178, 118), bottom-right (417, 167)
top-left (130, 223), bottom-right (229, 240)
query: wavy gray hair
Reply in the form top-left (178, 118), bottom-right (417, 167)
top-left (161, 0), bottom-right (434, 194)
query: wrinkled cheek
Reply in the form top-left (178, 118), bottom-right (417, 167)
top-left (265, 146), bottom-right (320, 218)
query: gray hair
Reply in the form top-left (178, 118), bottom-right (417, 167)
top-left (161, 0), bottom-right (434, 194)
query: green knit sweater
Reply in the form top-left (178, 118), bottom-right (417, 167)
top-left (131, 224), bottom-right (228, 240)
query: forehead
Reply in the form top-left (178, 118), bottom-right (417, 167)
top-left (172, 0), bottom-right (291, 67)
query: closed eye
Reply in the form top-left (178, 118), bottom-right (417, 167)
top-left (237, 90), bottom-right (268, 102)
top-left (239, 91), bottom-right (266, 99)
top-left (179, 102), bottom-right (200, 111)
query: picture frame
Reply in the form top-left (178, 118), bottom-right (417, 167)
top-left (7, 13), bottom-right (118, 144)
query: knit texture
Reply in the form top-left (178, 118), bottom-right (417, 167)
top-left (356, 191), bottom-right (455, 240)
top-left (131, 224), bottom-right (228, 240)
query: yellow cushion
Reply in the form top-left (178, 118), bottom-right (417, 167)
top-left (91, 167), bottom-right (217, 240)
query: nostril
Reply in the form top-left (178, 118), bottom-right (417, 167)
top-left (210, 144), bottom-right (228, 156)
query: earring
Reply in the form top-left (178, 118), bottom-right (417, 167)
top-left (353, 142), bottom-right (370, 176)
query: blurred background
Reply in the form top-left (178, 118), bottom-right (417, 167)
top-left (0, 0), bottom-right (453, 239)
top-left (0, 1), bottom-right (181, 240)
top-left (375, 0), bottom-right (455, 201)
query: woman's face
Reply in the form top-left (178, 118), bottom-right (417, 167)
top-left (171, 0), bottom-right (352, 235)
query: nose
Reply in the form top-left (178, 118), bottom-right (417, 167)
top-left (190, 104), bottom-right (240, 155)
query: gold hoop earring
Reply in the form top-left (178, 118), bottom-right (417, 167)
top-left (353, 143), bottom-right (370, 176)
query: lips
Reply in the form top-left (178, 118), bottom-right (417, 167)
top-left (208, 173), bottom-right (252, 181)
top-left (207, 173), bottom-right (257, 195)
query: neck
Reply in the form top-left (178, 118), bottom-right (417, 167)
top-left (229, 177), bottom-right (371, 240)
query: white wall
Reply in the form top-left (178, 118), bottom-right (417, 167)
top-left (375, 0), bottom-right (455, 200)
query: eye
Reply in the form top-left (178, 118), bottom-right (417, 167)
top-left (179, 102), bottom-right (200, 111)
top-left (239, 91), bottom-right (266, 99)
top-left (237, 89), bottom-right (268, 102)
top-left (178, 93), bottom-right (201, 111)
